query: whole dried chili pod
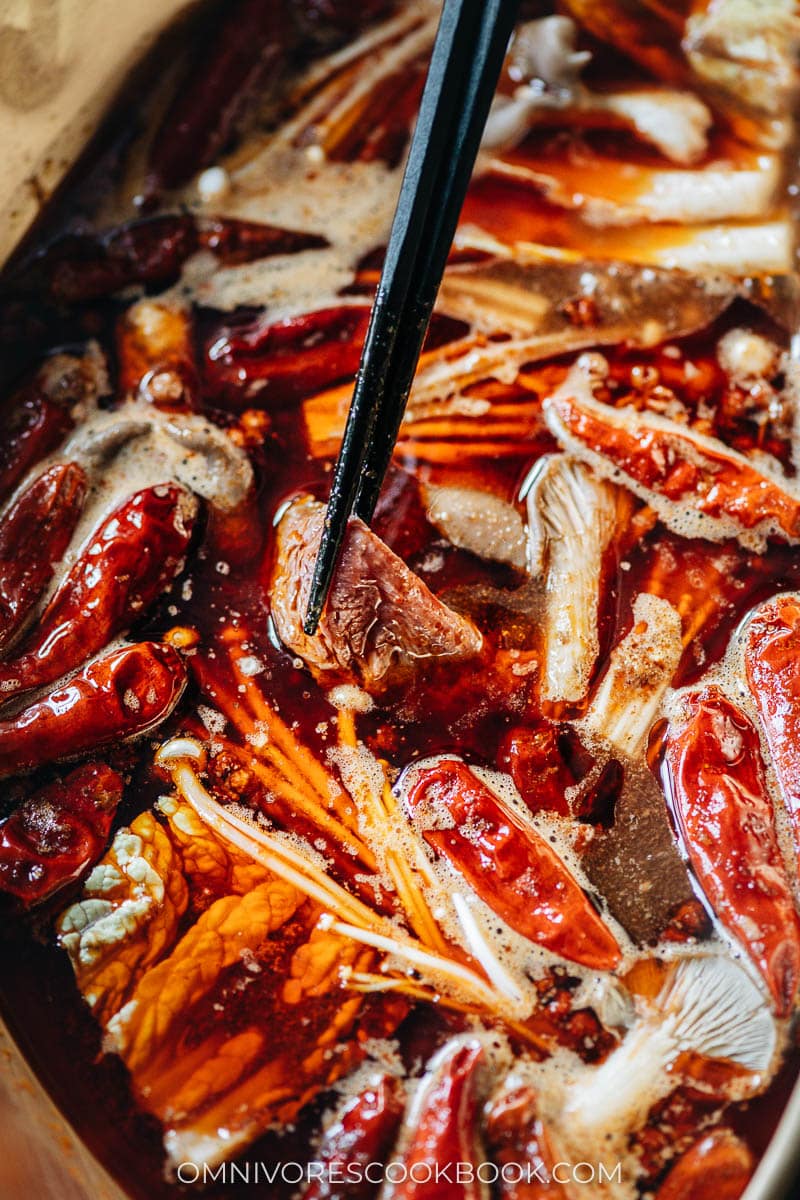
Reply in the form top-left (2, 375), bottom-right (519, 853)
top-left (497, 725), bottom-right (577, 817)
top-left (0, 761), bottom-right (123, 903)
top-left (745, 594), bottom-right (800, 859)
top-left (654, 1129), bottom-right (754, 1200)
top-left (46, 216), bottom-right (198, 303)
top-left (405, 759), bottom-right (622, 970)
top-left (389, 1039), bottom-right (488, 1200)
top-left (0, 354), bottom-right (89, 504)
top-left (301, 1075), bottom-right (405, 1200)
top-left (205, 306), bottom-right (371, 409)
top-left (198, 218), bottom-right (327, 265)
top-left (146, 0), bottom-right (296, 194)
top-left (205, 306), bottom-right (464, 409)
top-left (37, 216), bottom-right (327, 305)
top-left (0, 462), bottom-right (87, 652)
top-left (0, 484), bottom-right (197, 701)
top-left (0, 641), bottom-right (187, 778)
top-left (663, 685), bottom-right (800, 1017)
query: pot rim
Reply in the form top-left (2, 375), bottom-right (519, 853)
top-left (744, 1068), bottom-right (800, 1200)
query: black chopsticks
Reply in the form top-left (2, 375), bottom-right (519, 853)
top-left (303, 0), bottom-right (519, 635)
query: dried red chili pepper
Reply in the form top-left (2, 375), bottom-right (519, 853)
top-left (205, 306), bottom-right (464, 408)
top-left (205, 307), bottom-right (371, 409)
top-left (0, 357), bottom-right (83, 503)
top-left (0, 762), bottom-right (123, 903)
top-left (198, 218), bottom-right (327, 265)
top-left (497, 725), bottom-right (574, 817)
top-left (545, 383), bottom-right (800, 543)
top-left (484, 1086), bottom-right (561, 1199)
top-left (46, 217), bottom-right (198, 303)
top-left (655, 1129), bottom-right (754, 1200)
top-left (39, 216), bottom-right (325, 305)
top-left (745, 594), bottom-right (800, 846)
top-left (391, 1039), bottom-right (487, 1200)
top-left (0, 641), bottom-right (186, 778)
top-left (302, 1075), bottom-right (405, 1200)
top-left (664, 685), bottom-right (800, 1017)
top-left (405, 760), bottom-right (621, 970)
top-left (146, 0), bottom-right (296, 193)
top-left (0, 484), bottom-right (196, 701)
top-left (0, 462), bottom-right (87, 652)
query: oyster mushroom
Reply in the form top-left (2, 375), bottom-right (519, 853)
top-left (559, 955), bottom-right (778, 1156)
top-left (527, 454), bottom-right (631, 705)
top-left (65, 415), bottom-right (153, 465)
top-left (423, 483), bottom-right (527, 569)
top-left (61, 400), bottom-right (254, 515)
top-left (161, 413), bottom-right (253, 511)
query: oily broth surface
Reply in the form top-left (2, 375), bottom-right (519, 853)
top-left (0, 3), bottom-right (799, 1197)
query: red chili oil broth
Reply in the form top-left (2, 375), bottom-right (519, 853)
top-left (2, 297), bottom-right (797, 1195)
top-left (0, 13), bottom-right (796, 1196)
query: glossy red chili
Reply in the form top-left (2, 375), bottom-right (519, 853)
top-left (0, 363), bottom-right (78, 502)
top-left (45, 217), bottom-right (198, 303)
top-left (146, 0), bottom-right (295, 192)
top-left (405, 760), bottom-right (621, 970)
top-left (302, 1076), bottom-right (405, 1200)
top-left (664, 685), bottom-right (800, 1017)
top-left (199, 218), bottom-right (327, 265)
top-left (0, 462), bottom-right (87, 651)
top-left (0, 641), bottom-right (186, 778)
top-left (0, 484), bottom-right (196, 700)
top-left (205, 307), bottom-right (371, 409)
top-left (0, 762), bottom-right (123, 903)
top-left (497, 725), bottom-right (574, 817)
top-left (391, 1040), bottom-right (486, 1200)
top-left (655, 1129), bottom-right (754, 1200)
top-left (39, 216), bottom-right (325, 304)
top-left (745, 594), bottom-right (800, 858)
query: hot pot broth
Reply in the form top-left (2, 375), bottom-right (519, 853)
top-left (0, 2), bottom-right (799, 1198)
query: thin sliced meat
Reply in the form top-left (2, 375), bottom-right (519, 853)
top-left (270, 496), bottom-right (482, 689)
